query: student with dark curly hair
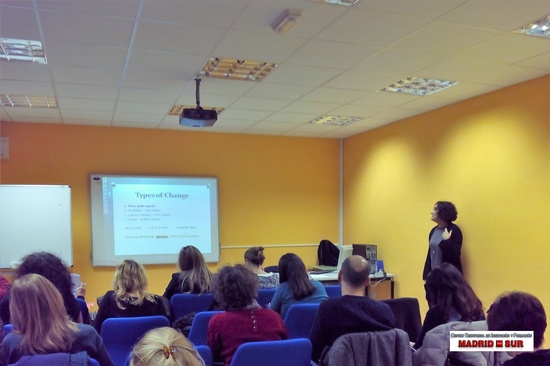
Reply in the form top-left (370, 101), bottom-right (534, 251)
top-left (413, 262), bottom-right (485, 350)
top-left (0, 252), bottom-right (81, 325)
top-left (207, 264), bottom-right (287, 366)
top-left (423, 201), bottom-right (463, 280)
top-left (269, 253), bottom-right (328, 318)
top-left (163, 246), bottom-right (213, 301)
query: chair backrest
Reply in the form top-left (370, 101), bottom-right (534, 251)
top-left (3, 323), bottom-right (13, 336)
top-left (76, 298), bottom-right (91, 325)
top-left (320, 329), bottom-right (412, 366)
top-left (256, 288), bottom-right (276, 308)
top-left (100, 315), bottom-right (170, 366)
top-left (89, 358), bottom-right (100, 366)
top-left (188, 311), bottom-right (223, 346)
top-left (283, 303), bottom-right (321, 339)
top-left (195, 345), bottom-right (213, 366)
top-left (381, 297), bottom-right (422, 342)
top-left (324, 285), bottom-right (342, 299)
top-left (170, 293), bottom-right (214, 320)
top-left (230, 338), bottom-right (312, 366)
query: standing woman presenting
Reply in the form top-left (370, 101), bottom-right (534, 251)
top-left (422, 201), bottom-right (463, 280)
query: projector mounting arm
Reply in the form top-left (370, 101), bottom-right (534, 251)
top-left (194, 78), bottom-right (202, 110)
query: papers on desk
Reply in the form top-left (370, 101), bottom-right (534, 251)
top-left (309, 271), bottom-right (394, 282)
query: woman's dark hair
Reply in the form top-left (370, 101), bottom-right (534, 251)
top-left (435, 201), bottom-right (458, 223)
top-left (278, 253), bottom-right (314, 300)
top-left (244, 246), bottom-right (266, 266)
top-left (424, 263), bottom-right (484, 322)
top-left (16, 252), bottom-right (80, 321)
top-left (211, 264), bottom-right (258, 310)
top-left (487, 291), bottom-right (547, 349)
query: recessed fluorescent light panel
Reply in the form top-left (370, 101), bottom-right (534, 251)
top-left (1, 94), bottom-right (57, 108)
top-left (315, 0), bottom-right (359, 6)
top-left (168, 105), bottom-right (224, 116)
top-left (381, 76), bottom-right (458, 96)
top-left (308, 115), bottom-right (362, 126)
top-left (0, 38), bottom-right (47, 64)
top-left (199, 57), bottom-right (277, 82)
top-left (514, 14), bottom-right (550, 38)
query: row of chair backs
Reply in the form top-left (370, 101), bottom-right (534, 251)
top-left (170, 293), bottom-right (214, 320)
top-left (381, 297), bottom-right (422, 342)
top-left (283, 303), bottom-right (320, 339)
top-left (324, 284), bottom-right (342, 299)
top-left (100, 315), bottom-right (170, 366)
top-left (188, 311), bottom-right (223, 345)
top-left (3, 323), bottom-right (12, 336)
top-left (230, 338), bottom-right (312, 366)
top-left (256, 288), bottom-right (276, 308)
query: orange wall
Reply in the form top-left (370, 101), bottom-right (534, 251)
top-left (343, 75), bottom-right (550, 344)
top-left (0, 124), bottom-right (340, 304)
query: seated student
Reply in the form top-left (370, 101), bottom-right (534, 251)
top-left (163, 246), bottom-right (213, 301)
top-left (0, 274), bottom-right (113, 366)
top-left (490, 292), bottom-right (549, 366)
top-left (310, 255), bottom-right (396, 363)
top-left (243, 246), bottom-right (279, 289)
top-left (0, 274), bottom-right (10, 302)
top-left (207, 264), bottom-right (288, 366)
top-left (413, 262), bottom-right (485, 350)
top-left (94, 259), bottom-right (167, 333)
top-left (269, 253), bottom-right (328, 318)
top-left (413, 291), bottom-right (547, 366)
top-left (0, 252), bottom-right (81, 325)
top-left (128, 326), bottom-right (205, 366)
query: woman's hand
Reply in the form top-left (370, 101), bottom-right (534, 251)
top-left (442, 228), bottom-right (453, 240)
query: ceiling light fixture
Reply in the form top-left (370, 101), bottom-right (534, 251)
top-left (271, 9), bottom-right (302, 34)
top-left (322, 0), bottom-right (360, 6)
top-left (199, 57), bottom-right (277, 81)
top-left (0, 94), bottom-right (57, 108)
top-left (0, 38), bottom-right (47, 64)
top-left (308, 115), bottom-right (363, 126)
top-left (380, 76), bottom-right (458, 96)
top-left (514, 14), bottom-right (550, 38)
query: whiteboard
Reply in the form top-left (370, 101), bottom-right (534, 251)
top-left (0, 185), bottom-right (72, 268)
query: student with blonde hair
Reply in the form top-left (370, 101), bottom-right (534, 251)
top-left (94, 259), bottom-right (167, 333)
top-left (163, 246), bottom-right (213, 300)
top-left (129, 327), bottom-right (205, 366)
top-left (0, 274), bottom-right (113, 365)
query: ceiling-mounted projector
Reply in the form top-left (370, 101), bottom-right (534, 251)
top-left (180, 78), bottom-right (217, 127)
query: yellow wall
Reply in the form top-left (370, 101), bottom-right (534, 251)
top-left (344, 75), bottom-right (550, 344)
top-left (0, 124), bottom-right (340, 304)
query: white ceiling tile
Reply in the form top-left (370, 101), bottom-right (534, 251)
top-left (460, 33), bottom-right (550, 64)
top-left (324, 71), bottom-right (401, 91)
top-left (50, 65), bottom-right (121, 86)
top-left (37, 0), bottom-right (140, 18)
top-left (281, 100), bottom-right (342, 114)
top-left (267, 64), bottom-right (343, 86)
top-left (285, 39), bottom-right (380, 69)
top-left (316, 9), bottom-right (431, 47)
top-left (229, 97), bottom-right (291, 112)
top-left (517, 51), bottom-right (550, 71)
top-left (55, 84), bottom-right (119, 100)
top-left (58, 97), bottom-right (115, 112)
top-left (358, 0), bottom-right (469, 20)
top-left (46, 42), bottom-right (128, 68)
top-left (0, 5), bottom-right (41, 39)
top-left (353, 49), bottom-right (447, 75)
top-left (392, 21), bottom-right (502, 56)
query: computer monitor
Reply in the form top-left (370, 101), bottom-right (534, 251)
top-left (336, 245), bottom-right (353, 272)
top-left (352, 244), bottom-right (377, 274)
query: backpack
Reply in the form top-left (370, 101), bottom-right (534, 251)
top-left (317, 239), bottom-right (339, 266)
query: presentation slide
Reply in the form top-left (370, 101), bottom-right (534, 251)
top-left (90, 175), bottom-right (219, 266)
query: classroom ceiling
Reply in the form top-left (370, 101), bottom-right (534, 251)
top-left (1, 0), bottom-right (550, 139)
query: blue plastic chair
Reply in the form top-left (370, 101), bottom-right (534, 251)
top-left (324, 284), bottom-right (342, 299)
top-left (195, 345), bottom-right (213, 366)
top-left (257, 288), bottom-right (276, 308)
top-left (229, 338), bottom-right (312, 366)
top-left (76, 298), bottom-right (91, 324)
top-left (170, 293), bottom-right (214, 320)
top-left (283, 303), bottom-right (321, 339)
top-left (100, 316), bottom-right (170, 366)
top-left (188, 311), bottom-right (223, 346)
top-left (3, 323), bottom-right (13, 336)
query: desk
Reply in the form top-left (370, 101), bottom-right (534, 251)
top-left (309, 272), bottom-right (395, 299)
